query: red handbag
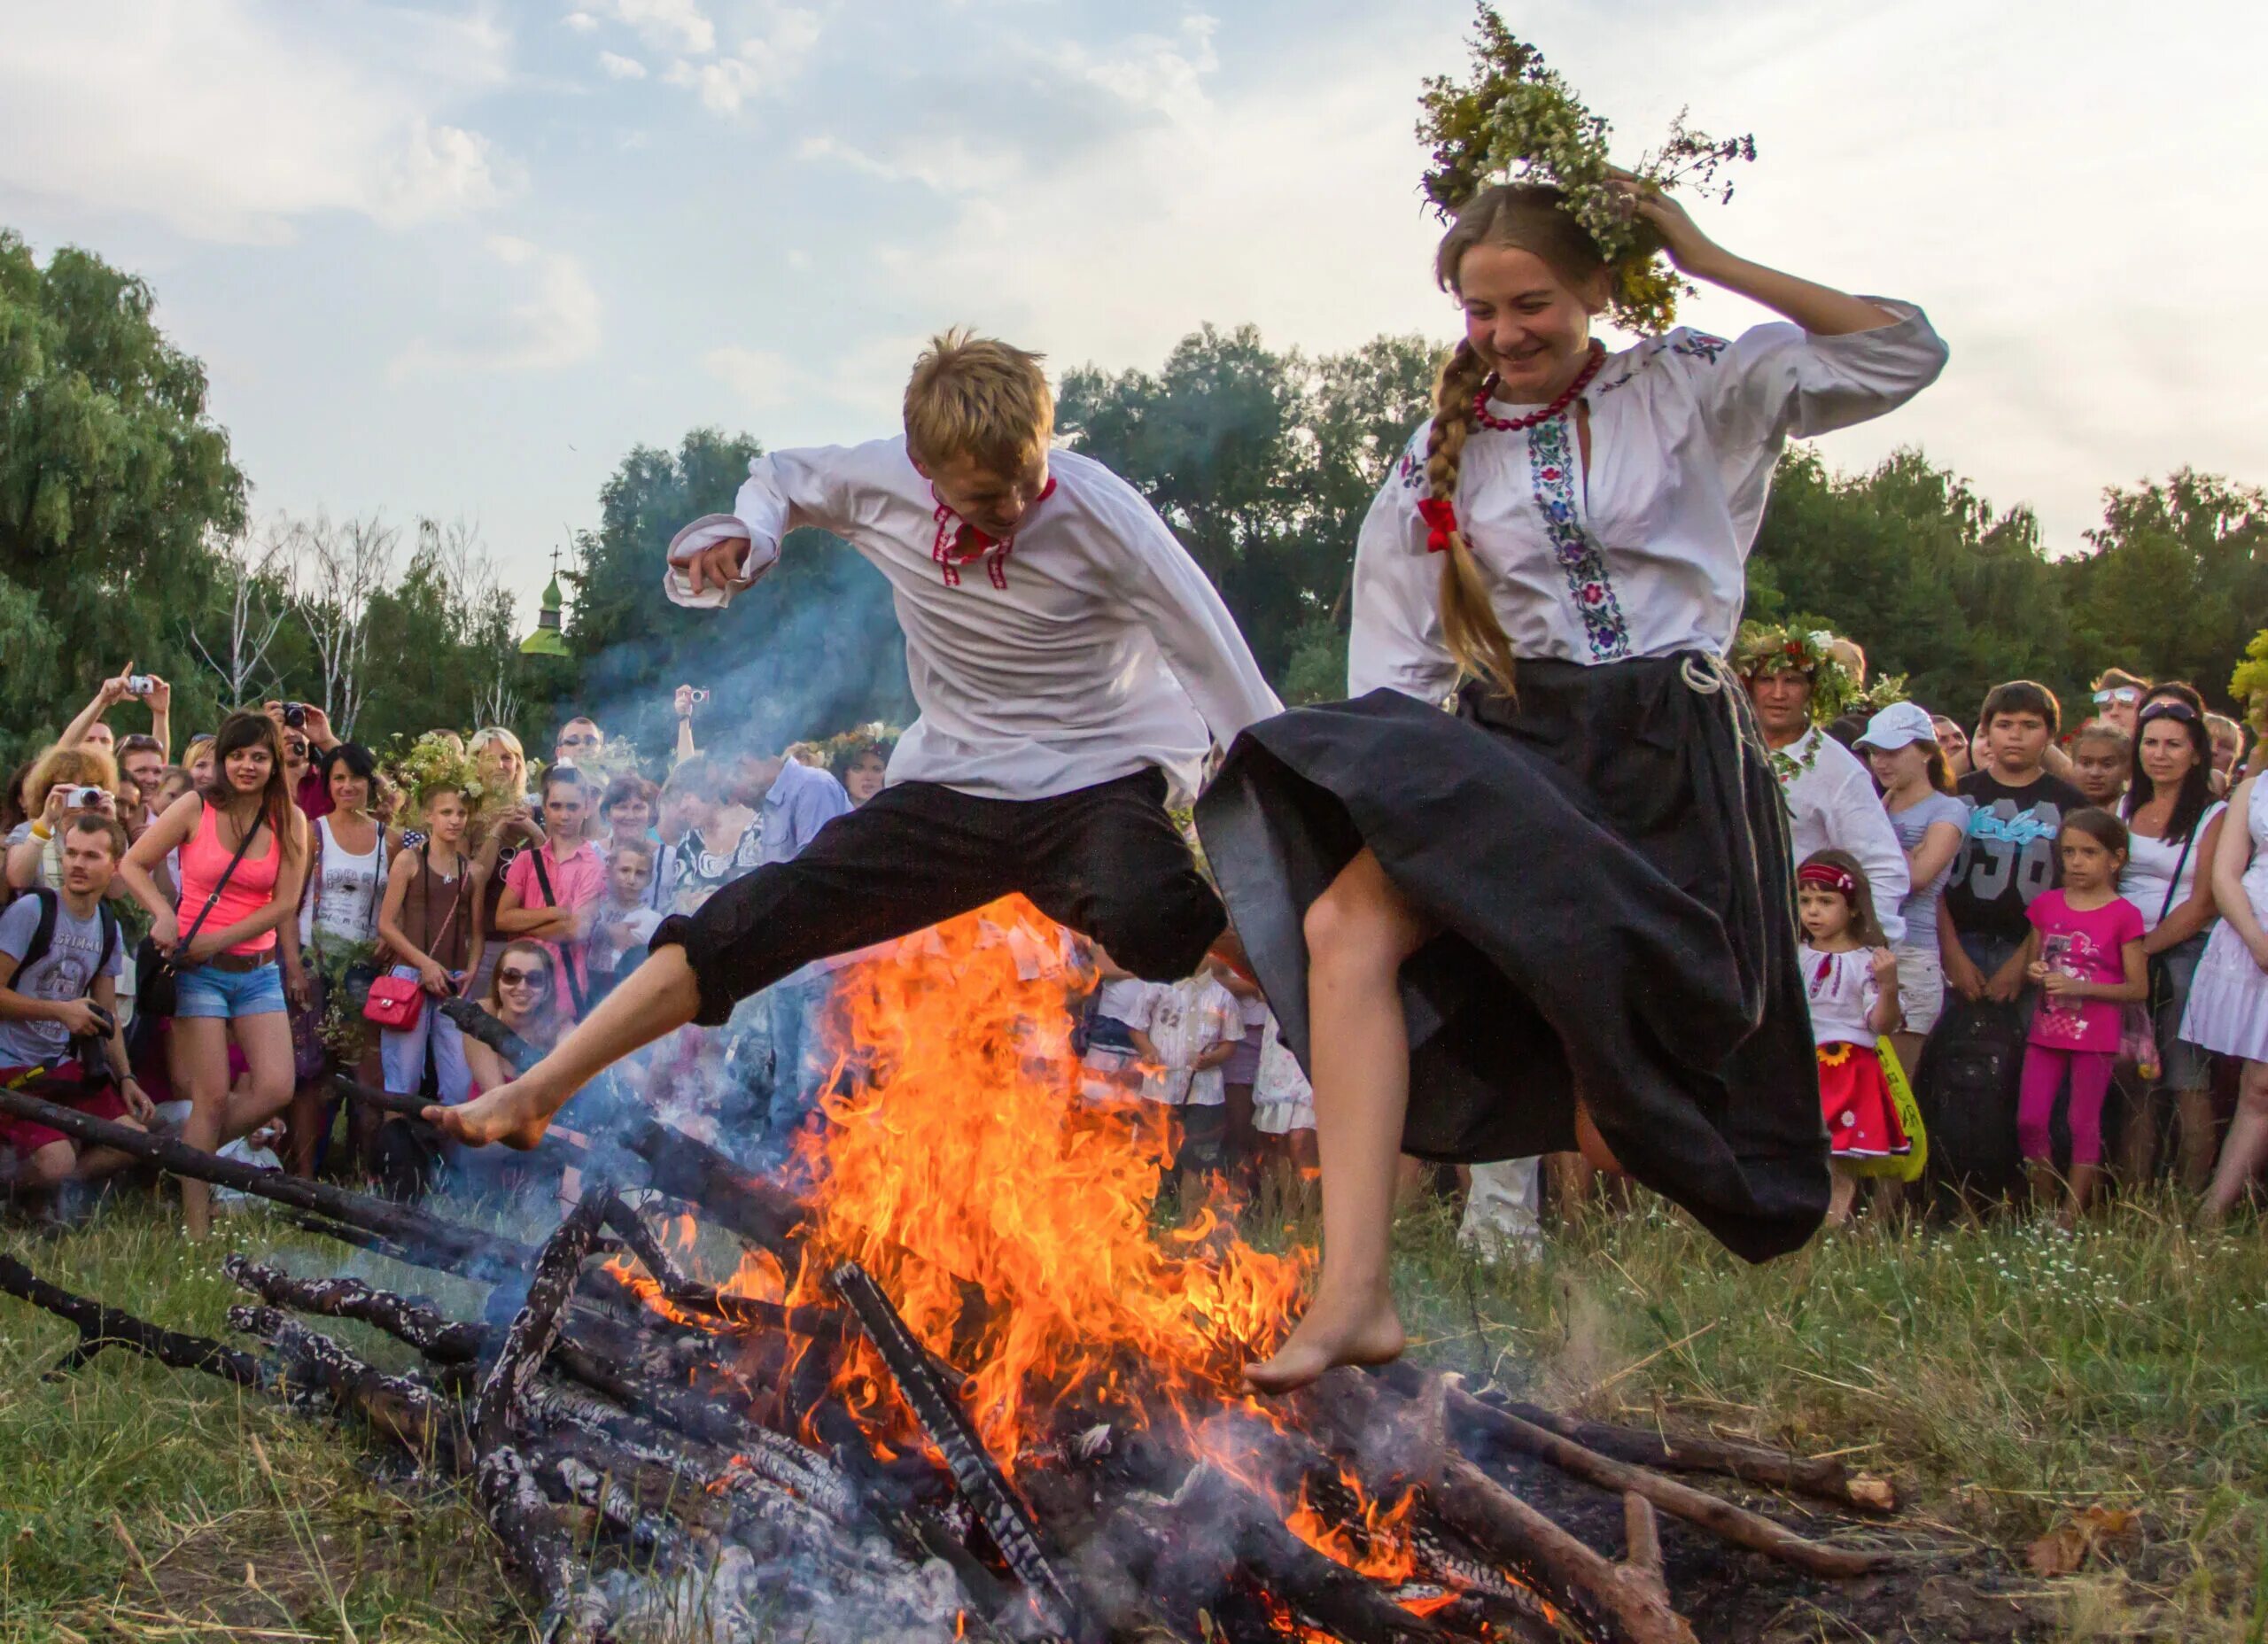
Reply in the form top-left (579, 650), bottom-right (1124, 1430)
top-left (362, 973), bottom-right (425, 1031)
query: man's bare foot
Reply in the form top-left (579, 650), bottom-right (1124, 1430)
top-left (424, 1079), bottom-right (560, 1151)
top-left (1243, 1287), bottom-right (1405, 1394)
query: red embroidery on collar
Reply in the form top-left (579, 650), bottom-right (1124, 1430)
top-left (930, 477), bottom-right (1057, 590)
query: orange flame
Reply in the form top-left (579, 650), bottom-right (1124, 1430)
top-left (1283, 1468), bottom-right (1420, 1585)
top-left (781, 897), bottom-right (1310, 1468)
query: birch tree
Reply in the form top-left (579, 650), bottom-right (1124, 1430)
top-left (187, 522), bottom-right (292, 706)
top-left (289, 510), bottom-right (398, 736)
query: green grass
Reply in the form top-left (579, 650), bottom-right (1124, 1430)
top-left (3, 1186), bottom-right (2264, 1640)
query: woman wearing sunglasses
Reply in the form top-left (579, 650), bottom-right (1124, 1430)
top-left (462, 939), bottom-right (564, 1098)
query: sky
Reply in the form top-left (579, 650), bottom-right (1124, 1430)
top-left (4, 0), bottom-right (2264, 620)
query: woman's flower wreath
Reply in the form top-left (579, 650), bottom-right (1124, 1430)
top-left (1416, 5), bottom-right (1757, 333)
top-left (819, 721), bottom-right (902, 775)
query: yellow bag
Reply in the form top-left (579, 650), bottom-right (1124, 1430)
top-left (1874, 1036), bottom-right (1927, 1183)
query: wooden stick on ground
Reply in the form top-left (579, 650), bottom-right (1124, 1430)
top-left (1475, 1388), bottom-right (1899, 1515)
top-left (1433, 1379), bottom-right (1893, 1578)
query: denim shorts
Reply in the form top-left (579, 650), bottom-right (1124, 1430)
top-left (174, 960), bottom-right (288, 1020)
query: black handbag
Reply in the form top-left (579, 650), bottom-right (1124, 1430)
top-left (136, 807), bottom-right (265, 1020)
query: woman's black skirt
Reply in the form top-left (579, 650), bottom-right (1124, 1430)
top-left (1194, 655), bottom-right (1829, 1262)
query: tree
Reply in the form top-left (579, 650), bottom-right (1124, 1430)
top-left (0, 231), bottom-right (245, 763)
top-left (2060, 471), bottom-right (2268, 710)
top-left (1058, 325), bottom-right (1438, 685)
top-left (287, 510), bottom-right (398, 736)
top-left (187, 523), bottom-right (292, 705)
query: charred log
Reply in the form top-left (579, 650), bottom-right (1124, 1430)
top-left (832, 1260), bottom-right (1091, 1641)
top-left (224, 1255), bottom-right (485, 1362)
top-left (473, 1446), bottom-right (614, 1644)
top-left (0, 1088), bottom-right (536, 1275)
top-left (473, 1191), bottom-right (611, 1449)
top-left (0, 1253), bottom-right (268, 1389)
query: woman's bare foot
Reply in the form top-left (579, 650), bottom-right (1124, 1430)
top-left (1243, 1284), bottom-right (1405, 1394)
top-left (425, 1078), bottom-right (563, 1151)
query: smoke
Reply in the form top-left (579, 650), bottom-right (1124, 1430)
top-left (563, 529), bottom-right (916, 768)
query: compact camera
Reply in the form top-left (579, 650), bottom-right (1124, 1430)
top-left (127, 674), bottom-right (152, 696)
top-left (688, 688), bottom-right (711, 706)
top-left (283, 702), bottom-right (307, 729)
top-left (66, 786), bottom-right (109, 809)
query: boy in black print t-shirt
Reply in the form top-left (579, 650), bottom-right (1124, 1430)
top-left (1940, 681), bottom-right (2087, 1004)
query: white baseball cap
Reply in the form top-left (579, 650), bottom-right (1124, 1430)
top-left (1855, 701), bottom-right (1937, 752)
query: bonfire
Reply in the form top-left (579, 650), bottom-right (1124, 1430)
top-left (0, 897), bottom-right (1899, 1643)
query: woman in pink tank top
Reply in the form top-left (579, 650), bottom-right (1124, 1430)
top-left (120, 710), bottom-right (309, 1237)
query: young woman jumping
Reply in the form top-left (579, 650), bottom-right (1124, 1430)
top-left (1200, 179), bottom-right (1947, 1390)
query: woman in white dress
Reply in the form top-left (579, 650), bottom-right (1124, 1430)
top-left (2183, 772), bottom-right (2268, 1218)
top-left (2116, 687), bottom-right (2226, 1189)
top-left (1200, 179), bottom-right (1946, 1388)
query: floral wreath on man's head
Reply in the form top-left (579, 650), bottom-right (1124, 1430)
top-left (819, 721), bottom-right (903, 775)
top-left (1733, 624), bottom-right (1858, 724)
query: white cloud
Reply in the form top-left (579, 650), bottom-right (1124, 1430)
top-left (703, 345), bottom-right (806, 412)
top-left (563, 10), bottom-right (599, 31)
top-left (0, 0), bottom-right (515, 244)
top-left (574, 0), bottom-right (716, 56)
top-left (663, 5), bottom-right (819, 113)
top-left (391, 236), bottom-right (602, 379)
top-left (597, 50), bottom-right (649, 80)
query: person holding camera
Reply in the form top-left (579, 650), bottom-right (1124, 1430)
top-left (0, 816), bottom-right (153, 1198)
top-left (58, 670), bottom-right (172, 764)
top-left (5, 748), bottom-right (127, 896)
top-left (262, 701), bottom-right (340, 818)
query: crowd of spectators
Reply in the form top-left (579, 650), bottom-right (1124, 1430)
top-left (4, 645), bottom-right (2266, 1253)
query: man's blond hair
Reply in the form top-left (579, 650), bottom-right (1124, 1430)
top-left (903, 328), bottom-right (1052, 473)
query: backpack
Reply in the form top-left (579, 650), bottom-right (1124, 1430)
top-left (15, 888), bottom-right (120, 989)
top-left (1915, 996), bottom-right (2028, 1216)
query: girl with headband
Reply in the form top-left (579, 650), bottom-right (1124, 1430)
top-left (1794, 850), bottom-right (1907, 1224)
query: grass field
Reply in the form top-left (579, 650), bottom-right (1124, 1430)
top-left (0, 1188), bottom-right (2262, 1642)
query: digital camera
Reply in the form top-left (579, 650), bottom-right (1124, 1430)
top-left (128, 674), bottom-right (152, 696)
top-left (284, 702), bottom-right (307, 729)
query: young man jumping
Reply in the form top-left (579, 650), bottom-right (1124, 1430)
top-left (432, 330), bottom-right (1280, 1150)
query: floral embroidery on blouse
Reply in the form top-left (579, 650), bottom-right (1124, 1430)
top-left (1396, 427), bottom-right (1426, 491)
top-left (1527, 414), bottom-right (1631, 662)
top-left (1669, 332), bottom-right (1729, 363)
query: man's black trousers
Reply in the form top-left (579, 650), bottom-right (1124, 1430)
top-left (652, 767), bottom-right (1223, 1026)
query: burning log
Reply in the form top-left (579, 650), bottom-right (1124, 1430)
top-left (1302, 1367), bottom-right (1696, 1644)
top-left (601, 1196), bottom-right (850, 1341)
top-left (1419, 1376), bottom-right (1894, 1578)
top-left (0, 1087), bottom-right (536, 1274)
top-left (473, 1190), bottom-right (612, 1449)
top-left (832, 1260), bottom-right (1091, 1641)
top-left (224, 1255), bottom-right (485, 1362)
top-left (1468, 1388), bottom-right (1899, 1516)
top-left (0, 1253), bottom-right (268, 1390)
top-left (1169, 1461), bottom-right (1444, 1643)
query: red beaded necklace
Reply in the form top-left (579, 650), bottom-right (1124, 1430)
top-left (1473, 340), bottom-right (1606, 432)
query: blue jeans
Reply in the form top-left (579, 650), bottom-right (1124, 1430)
top-left (174, 960), bottom-right (287, 1020)
top-left (764, 975), bottom-right (831, 1143)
